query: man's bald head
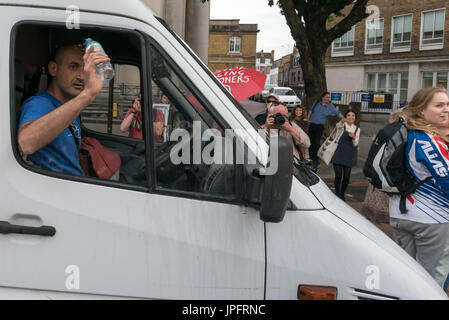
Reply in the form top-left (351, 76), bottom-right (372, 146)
top-left (53, 44), bottom-right (84, 65)
top-left (47, 44), bottom-right (85, 102)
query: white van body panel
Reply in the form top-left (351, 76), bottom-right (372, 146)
top-left (1, 4), bottom-right (266, 299)
top-left (0, 0), bottom-right (447, 300)
top-left (266, 208), bottom-right (447, 300)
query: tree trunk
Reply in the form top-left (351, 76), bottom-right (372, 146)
top-left (300, 46), bottom-right (327, 110)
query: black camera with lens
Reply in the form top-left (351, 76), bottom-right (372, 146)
top-left (270, 113), bottom-right (286, 125)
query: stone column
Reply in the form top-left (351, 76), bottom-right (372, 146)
top-left (165, 0), bottom-right (187, 39)
top-left (143, 0), bottom-right (165, 17)
top-left (185, 0), bottom-right (210, 64)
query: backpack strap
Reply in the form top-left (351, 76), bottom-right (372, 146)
top-left (399, 176), bottom-right (433, 214)
top-left (310, 100), bottom-right (319, 114)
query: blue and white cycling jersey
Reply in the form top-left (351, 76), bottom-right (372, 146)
top-left (390, 130), bottom-right (449, 223)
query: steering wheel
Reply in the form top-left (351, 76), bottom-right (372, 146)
top-left (154, 134), bottom-right (202, 188)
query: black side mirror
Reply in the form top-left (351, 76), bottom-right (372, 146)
top-left (244, 135), bottom-right (293, 223)
top-left (259, 135), bottom-right (293, 222)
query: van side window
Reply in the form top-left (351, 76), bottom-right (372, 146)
top-left (81, 65), bottom-right (141, 138)
top-left (13, 23), bottom-right (149, 189)
top-left (149, 44), bottom-right (236, 197)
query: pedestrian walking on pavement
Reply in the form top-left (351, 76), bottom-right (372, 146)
top-left (330, 110), bottom-right (360, 201)
top-left (389, 87), bottom-right (449, 281)
top-left (308, 92), bottom-right (345, 171)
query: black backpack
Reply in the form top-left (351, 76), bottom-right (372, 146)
top-left (363, 122), bottom-right (431, 214)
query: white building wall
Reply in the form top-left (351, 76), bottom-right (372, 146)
top-left (326, 65), bottom-right (365, 92)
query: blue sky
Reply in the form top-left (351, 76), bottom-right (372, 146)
top-left (210, 0), bottom-right (295, 59)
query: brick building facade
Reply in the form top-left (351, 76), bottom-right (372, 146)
top-left (325, 0), bottom-right (449, 104)
top-left (277, 48), bottom-right (304, 94)
top-left (256, 50), bottom-right (274, 79)
top-left (208, 20), bottom-right (259, 72)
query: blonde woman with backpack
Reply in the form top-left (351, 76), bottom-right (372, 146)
top-left (390, 87), bottom-right (449, 280)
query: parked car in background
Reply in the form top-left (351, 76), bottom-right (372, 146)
top-left (268, 87), bottom-right (302, 109)
top-left (254, 85), bottom-right (274, 102)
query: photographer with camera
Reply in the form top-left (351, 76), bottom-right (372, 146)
top-left (120, 93), bottom-right (165, 141)
top-left (262, 103), bottom-right (310, 160)
top-left (255, 93), bottom-right (280, 125)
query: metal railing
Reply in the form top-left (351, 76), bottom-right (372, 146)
top-left (327, 90), bottom-right (406, 113)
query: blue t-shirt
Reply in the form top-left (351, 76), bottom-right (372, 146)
top-left (309, 101), bottom-right (340, 125)
top-left (18, 92), bottom-right (83, 175)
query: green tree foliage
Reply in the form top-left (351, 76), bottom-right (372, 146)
top-left (268, 0), bottom-right (370, 105)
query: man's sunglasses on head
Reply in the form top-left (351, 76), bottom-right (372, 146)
top-left (267, 100), bottom-right (279, 105)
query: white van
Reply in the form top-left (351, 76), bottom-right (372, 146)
top-left (0, 0), bottom-right (447, 300)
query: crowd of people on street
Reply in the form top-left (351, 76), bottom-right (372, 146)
top-left (253, 87), bottom-right (449, 293)
top-left (255, 90), bottom-right (360, 202)
top-left (14, 38), bottom-right (449, 294)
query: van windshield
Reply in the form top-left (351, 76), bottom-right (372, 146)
top-left (154, 17), bottom-right (318, 188)
top-left (155, 16), bottom-right (264, 134)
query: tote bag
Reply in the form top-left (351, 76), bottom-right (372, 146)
top-left (317, 125), bottom-right (344, 165)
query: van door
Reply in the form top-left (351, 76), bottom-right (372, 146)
top-left (1, 6), bottom-right (265, 299)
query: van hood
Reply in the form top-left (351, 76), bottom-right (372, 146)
top-left (309, 179), bottom-right (438, 283)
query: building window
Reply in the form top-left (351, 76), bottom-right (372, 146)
top-left (391, 14), bottom-right (412, 52)
top-left (366, 72), bottom-right (408, 103)
top-left (367, 73), bottom-right (376, 91)
top-left (422, 71), bottom-right (449, 91)
top-left (332, 26), bottom-right (355, 57)
top-left (420, 9), bottom-right (445, 50)
top-left (229, 36), bottom-right (241, 53)
top-left (365, 18), bottom-right (384, 54)
top-left (377, 73), bottom-right (387, 92)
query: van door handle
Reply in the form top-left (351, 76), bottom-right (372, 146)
top-left (0, 221), bottom-right (56, 237)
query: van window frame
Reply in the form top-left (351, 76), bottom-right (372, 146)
top-left (145, 37), bottom-right (243, 203)
top-left (10, 20), bottom-right (245, 206)
top-left (10, 21), bottom-right (150, 193)
top-left (154, 16), bottom-right (263, 134)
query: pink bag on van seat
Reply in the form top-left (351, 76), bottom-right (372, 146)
top-left (80, 137), bottom-right (121, 179)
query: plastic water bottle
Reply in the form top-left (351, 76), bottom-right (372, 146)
top-left (84, 38), bottom-right (115, 81)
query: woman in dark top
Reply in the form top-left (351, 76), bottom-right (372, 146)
top-left (289, 105), bottom-right (309, 134)
top-left (331, 110), bottom-right (360, 201)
